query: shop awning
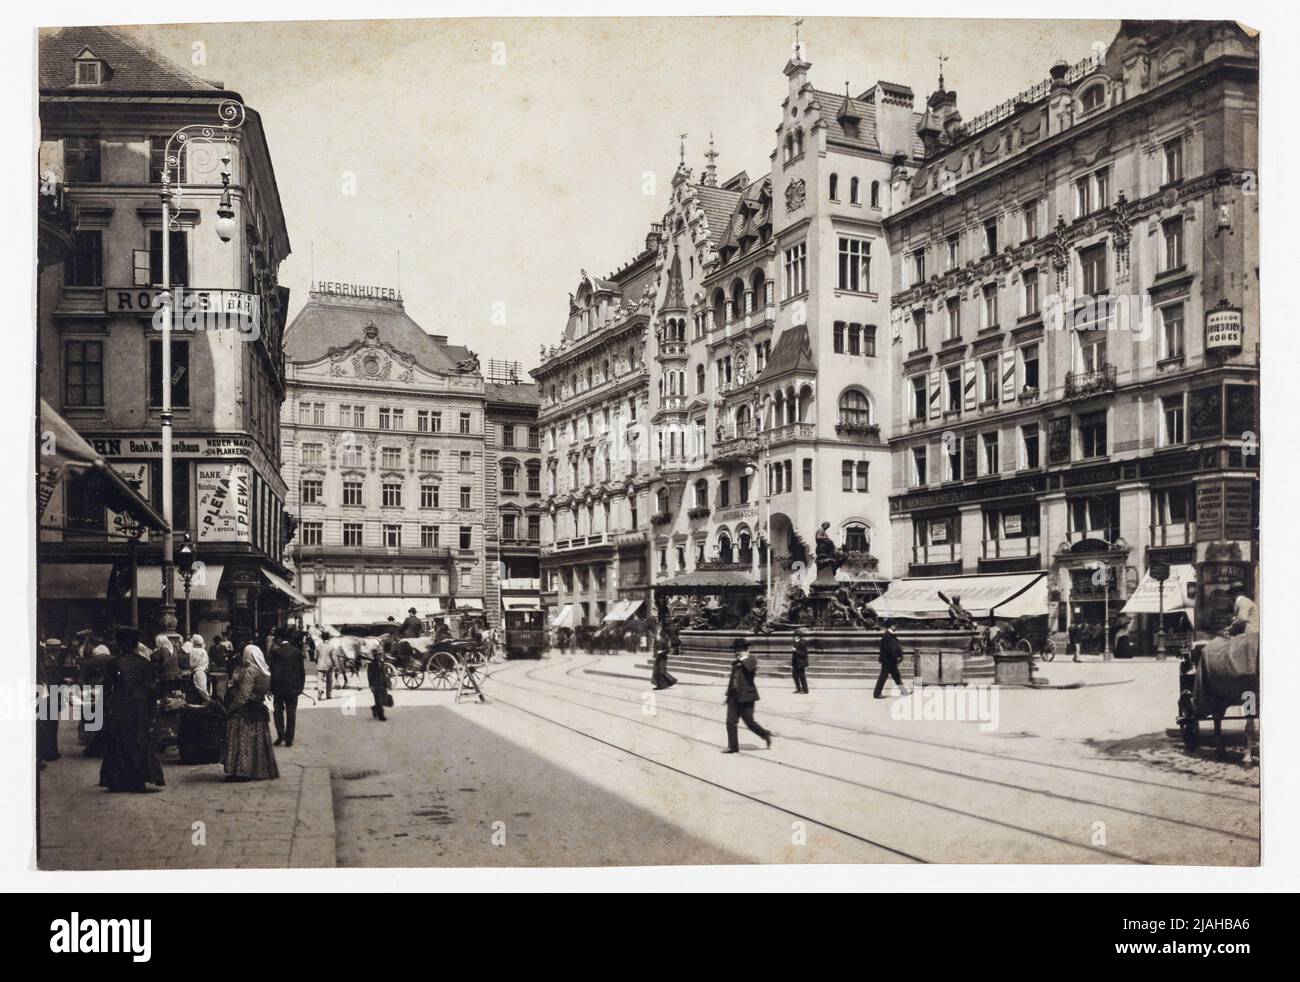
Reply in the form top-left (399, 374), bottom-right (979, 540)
top-left (38, 563), bottom-right (114, 599)
top-left (603, 599), bottom-right (644, 622)
top-left (653, 568), bottom-right (763, 595)
top-left (448, 598), bottom-right (482, 612)
top-left (38, 399), bottom-right (169, 534)
top-left (318, 596), bottom-right (442, 624)
top-left (1121, 565), bottom-right (1197, 623)
top-left (868, 571), bottom-right (1049, 620)
top-left (134, 563), bottom-right (226, 601)
top-left (553, 604), bottom-right (575, 628)
top-left (261, 569), bottom-right (313, 609)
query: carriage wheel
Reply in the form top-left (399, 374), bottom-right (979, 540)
top-left (427, 652), bottom-right (458, 690)
top-left (400, 664), bottom-right (425, 689)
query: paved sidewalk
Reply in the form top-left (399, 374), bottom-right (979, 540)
top-left (37, 721), bottom-right (335, 870)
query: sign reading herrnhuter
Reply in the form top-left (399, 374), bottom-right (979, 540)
top-left (311, 281), bottom-right (402, 301)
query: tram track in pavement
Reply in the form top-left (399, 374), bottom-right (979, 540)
top-left (541, 659), bottom-right (1259, 846)
top-left (483, 659), bottom-right (1176, 864)
top-left (562, 658), bottom-right (1260, 807)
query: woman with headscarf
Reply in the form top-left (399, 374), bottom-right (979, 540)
top-left (176, 636), bottom-right (225, 765)
top-left (222, 645), bottom-right (279, 781)
top-left (98, 627), bottom-right (166, 793)
top-left (651, 629), bottom-right (678, 691)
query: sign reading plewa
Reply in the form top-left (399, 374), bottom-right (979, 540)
top-left (1205, 306), bottom-right (1243, 352)
top-left (196, 463), bottom-right (251, 542)
top-left (108, 462), bottom-right (151, 542)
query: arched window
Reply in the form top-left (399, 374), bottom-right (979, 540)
top-left (718, 532), bottom-right (733, 563)
top-left (844, 522), bottom-right (870, 552)
top-left (656, 488), bottom-right (669, 513)
top-left (693, 479), bottom-right (708, 509)
top-left (1081, 84), bottom-right (1106, 113)
top-left (829, 173), bottom-right (839, 200)
top-left (838, 389), bottom-right (873, 429)
top-left (738, 530), bottom-right (753, 564)
top-left (870, 180), bottom-right (880, 208)
top-left (850, 177), bottom-right (860, 204)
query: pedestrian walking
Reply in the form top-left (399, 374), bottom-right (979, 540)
top-left (223, 645), bottom-right (279, 782)
top-left (79, 642), bottom-right (115, 755)
top-left (315, 631), bottom-right (337, 700)
top-left (791, 628), bottom-right (810, 694)
top-left (874, 623), bottom-right (911, 699)
top-left (723, 637), bottom-right (772, 754)
top-left (36, 640), bottom-right (62, 763)
top-left (651, 631), bottom-right (678, 690)
top-left (268, 628), bottom-right (305, 747)
top-left (98, 627), bottom-right (166, 793)
top-left (176, 638), bottom-right (225, 765)
top-left (367, 641), bottom-right (392, 721)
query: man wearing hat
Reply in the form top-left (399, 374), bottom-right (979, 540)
top-left (400, 607), bottom-right (424, 638)
top-left (790, 629), bottom-right (810, 694)
top-left (1228, 581), bottom-right (1258, 636)
top-left (268, 627), bottom-right (305, 747)
top-left (874, 622), bottom-right (911, 699)
top-left (723, 637), bottom-right (772, 753)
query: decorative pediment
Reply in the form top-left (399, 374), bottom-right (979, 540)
top-left (325, 321), bottom-right (418, 382)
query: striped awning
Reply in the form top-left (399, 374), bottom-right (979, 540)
top-left (552, 604), bottom-right (575, 628)
top-left (261, 569), bottom-right (313, 608)
top-left (134, 563), bottom-right (225, 601)
top-left (38, 563), bottom-right (114, 599)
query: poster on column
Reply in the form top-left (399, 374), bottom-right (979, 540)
top-left (196, 462), bottom-right (251, 542)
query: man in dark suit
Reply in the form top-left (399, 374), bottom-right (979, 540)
top-left (400, 607), bottom-right (424, 638)
top-left (874, 623), bottom-right (911, 699)
top-left (723, 637), bottom-right (772, 753)
top-left (268, 629), bottom-right (305, 747)
top-left (790, 628), bottom-right (810, 694)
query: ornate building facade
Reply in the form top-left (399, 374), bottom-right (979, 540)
top-left (36, 26), bottom-right (293, 648)
top-left (484, 373), bottom-right (542, 622)
top-left (883, 20), bottom-right (1259, 647)
top-left (282, 285), bottom-right (494, 626)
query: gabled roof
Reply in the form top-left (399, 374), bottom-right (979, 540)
top-left (484, 381), bottom-right (540, 407)
top-left (693, 185), bottom-right (744, 246)
top-left (40, 25), bottom-right (221, 92)
top-left (283, 296), bottom-right (466, 374)
top-left (763, 324), bottom-right (815, 377)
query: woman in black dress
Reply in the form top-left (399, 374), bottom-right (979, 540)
top-left (651, 630), bottom-right (678, 690)
top-left (176, 639), bottom-right (225, 764)
top-left (98, 628), bottom-right (165, 793)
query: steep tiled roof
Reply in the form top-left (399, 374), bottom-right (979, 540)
top-left (39, 25), bottom-right (221, 92)
top-left (811, 89), bottom-right (881, 153)
top-left (763, 324), bottom-right (815, 377)
top-left (694, 185), bottom-right (744, 246)
top-left (283, 296), bottom-right (465, 374)
top-left (484, 381), bottom-right (540, 406)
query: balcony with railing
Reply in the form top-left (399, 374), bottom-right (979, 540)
top-left (912, 543), bottom-right (961, 565)
top-left (767, 421), bottom-right (816, 446)
top-left (835, 411), bottom-right (883, 442)
top-left (656, 340), bottom-right (689, 363)
top-left (1150, 521), bottom-right (1196, 547)
top-left (982, 535), bottom-right (1040, 560)
top-left (713, 421), bottom-right (760, 463)
top-left (1064, 364), bottom-right (1117, 399)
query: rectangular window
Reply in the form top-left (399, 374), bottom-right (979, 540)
top-left (301, 521), bottom-right (323, 546)
top-left (945, 365), bottom-right (962, 413)
top-left (982, 284), bottom-right (998, 329)
top-left (946, 297), bottom-right (961, 340)
top-left (381, 447), bottom-right (401, 469)
top-left (149, 135), bottom-right (188, 183)
top-left (382, 483), bottom-right (403, 508)
top-left (912, 446), bottom-right (928, 486)
top-left (312, 403), bottom-right (325, 426)
top-left (911, 375), bottom-right (927, 420)
top-left (982, 432), bottom-right (1000, 475)
top-left (384, 524), bottom-right (401, 548)
top-left (1021, 343), bottom-right (1040, 391)
top-left (378, 407), bottom-right (391, 430)
top-left (63, 339), bottom-right (103, 407)
top-left (983, 218), bottom-right (998, 257)
top-left (419, 448), bottom-right (438, 470)
top-left (430, 411), bottom-right (443, 432)
top-left (421, 484), bottom-right (439, 508)
top-left (343, 480), bottom-right (363, 506)
top-left (802, 458), bottom-right (813, 491)
top-left (459, 412), bottom-right (472, 434)
top-left (837, 236), bottom-right (871, 292)
top-left (1022, 200), bottom-right (1039, 241)
top-left (912, 309), bottom-right (927, 350)
top-left (459, 526), bottom-right (473, 550)
top-left (301, 444), bottom-right (324, 467)
top-left (1160, 303), bottom-right (1185, 360)
top-left (1020, 424), bottom-right (1040, 469)
top-left (1022, 268), bottom-right (1039, 316)
top-left (911, 249), bottom-right (926, 286)
top-left (342, 446), bottom-right (363, 468)
top-left (460, 451), bottom-right (472, 473)
top-left (946, 435), bottom-right (962, 482)
top-left (1095, 167), bottom-right (1110, 209)
top-left (981, 356), bottom-right (999, 403)
top-left (1080, 411), bottom-right (1108, 459)
top-left (417, 410), bottom-right (430, 432)
top-left (460, 486), bottom-right (472, 510)
top-left (833, 321), bottom-right (845, 354)
top-left (1162, 217), bottom-right (1184, 270)
top-left (946, 234), bottom-right (959, 271)
top-left (528, 514), bottom-right (541, 542)
top-left (1076, 176), bottom-right (1093, 217)
top-left (301, 479), bottom-right (323, 504)
top-left (862, 325), bottom-right (877, 358)
top-left (343, 522), bottom-right (363, 547)
top-left (148, 338), bottom-right (190, 408)
top-left (1079, 243), bottom-right (1108, 296)
top-left (421, 525), bottom-right (439, 548)
top-left (783, 241), bottom-right (807, 297)
top-left (1161, 394), bottom-right (1185, 446)
top-left (64, 135), bottom-right (101, 182)
top-left (502, 513), bottom-right (517, 540)
top-left (148, 229), bottom-right (189, 287)
top-left (501, 424), bottom-right (515, 448)
top-left (848, 323), bottom-right (861, 356)
top-left (149, 461), bottom-right (190, 535)
top-left (392, 408), bottom-right (404, 430)
top-left (1163, 137), bottom-right (1184, 184)
top-left (64, 230), bottom-right (103, 287)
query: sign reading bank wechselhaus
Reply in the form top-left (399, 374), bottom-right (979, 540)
top-left (90, 435), bottom-right (255, 459)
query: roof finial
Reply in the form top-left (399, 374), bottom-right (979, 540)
top-left (937, 52), bottom-right (949, 92)
top-left (703, 131), bottom-right (719, 187)
top-left (793, 18), bottom-right (805, 61)
top-left (678, 132), bottom-right (687, 167)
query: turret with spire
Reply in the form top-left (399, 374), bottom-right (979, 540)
top-left (702, 132), bottom-right (719, 188)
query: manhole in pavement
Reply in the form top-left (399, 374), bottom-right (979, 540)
top-left (339, 769), bottom-right (382, 780)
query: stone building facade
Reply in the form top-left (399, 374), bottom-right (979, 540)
top-left (883, 20), bottom-right (1259, 648)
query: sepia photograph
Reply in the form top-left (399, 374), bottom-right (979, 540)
top-left (12, 2), bottom-right (1284, 902)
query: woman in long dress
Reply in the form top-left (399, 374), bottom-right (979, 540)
top-left (651, 631), bottom-right (678, 690)
top-left (177, 637), bottom-right (225, 765)
top-left (98, 630), bottom-right (166, 793)
top-left (223, 645), bottom-right (279, 781)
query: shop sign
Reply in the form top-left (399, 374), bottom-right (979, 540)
top-left (196, 463), bottom-right (251, 543)
top-left (1205, 307), bottom-right (1243, 352)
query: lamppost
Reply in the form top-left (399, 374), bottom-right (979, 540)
top-left (177, 533), bottom-right (198, 637)
top-left (157, 100), bottom-right (244, 636)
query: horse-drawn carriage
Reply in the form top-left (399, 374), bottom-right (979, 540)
top-left (390, 635), bottom-right (486, 689)
top-left (1177, 632), bottom-right (1259, 764)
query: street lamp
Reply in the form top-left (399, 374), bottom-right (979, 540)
top-left (157, 100), bottom-right (245, 636)
top-left (177, 533), bottom-right (198, 637)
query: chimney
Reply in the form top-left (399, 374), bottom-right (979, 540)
top-left (645, 226), bottom-right (662, 254)
top-left (430, 334), bottom-right (448, 344)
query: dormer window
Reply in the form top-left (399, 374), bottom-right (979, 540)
top-left (1080, 84), bottom-right (1106, 114)
top-left (73, 48), bottom-right (106, 86)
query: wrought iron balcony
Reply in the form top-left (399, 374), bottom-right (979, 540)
top-left (1064, 364), bottom-right (1117, 399)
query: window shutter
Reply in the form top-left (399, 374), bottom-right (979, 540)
top-left (1001, 349), bottom-right (1017, 403)
top-left (928, 370), bottom-right (942, 420)
top-left (963, 360), bottom-right (978, 411)
top-left (133, 249), bottom-right (150, 286)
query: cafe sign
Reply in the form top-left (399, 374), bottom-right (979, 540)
top-left (1205, 306), bottom-right (1243, 353)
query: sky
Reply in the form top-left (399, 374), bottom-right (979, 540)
top-left (125, 16), bottom-right (1118, 374)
